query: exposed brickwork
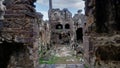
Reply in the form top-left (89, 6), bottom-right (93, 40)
top-left (0, 0), bottom-right (42, 68)
top-left (84, 0), bottom-right (120, 68)
top-left (49, 8), bottom-right (75, 45)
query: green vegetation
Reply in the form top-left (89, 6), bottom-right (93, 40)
top-left (39, 55), bottom-right (58, 64)
top-left (84, 64), bottom-right (88, 68)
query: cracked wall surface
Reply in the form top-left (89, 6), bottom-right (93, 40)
top-left (49, 8), bottom-right (75, 45)
top-left (84, 0), bottom-right (120, 68)
top-left (0, 0), bottom-right (42, 68)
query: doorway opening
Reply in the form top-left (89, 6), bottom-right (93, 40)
top-left (0, 41), bottom-right (24, 68)
top-left (76, 28), bottom-right (83, 42)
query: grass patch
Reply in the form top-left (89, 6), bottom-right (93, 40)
top-left (39, 56), bottom-right (59, 64)
top-left (84, 64), bottom-right (88, 68)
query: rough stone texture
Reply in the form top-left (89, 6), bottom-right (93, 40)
top-left (0, 0), bottom-right (6, 20)
top-left (84, 0), bottom-right (120, 68)
top-left (73, 10), bottom-right (86, 43)
top-left (46, 1), bottom-right (86, 65)
top-left (84, 34), bottom-right (120, 68)
top-left (7, 45), bottom-right (34, 68)
top-left (39, 20), bottom-right (51, 59)
top-left (73, 10), bottom-right (86, 29)
top-left (0, 0), bottom-right (42, 68)
top-left (49, 8), bottom-right (75, 45)
top-left (49, 8), bottom-right (86, 45)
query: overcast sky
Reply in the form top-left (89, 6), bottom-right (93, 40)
top-left (35, 0), bottom-right (85, 20)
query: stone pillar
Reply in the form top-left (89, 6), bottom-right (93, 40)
top-left (49, 0), bottom-right (52, 10)
top-left (32, 39), bottom-right (39, 68)
top-left (83, 36), bottom-right (90, 67)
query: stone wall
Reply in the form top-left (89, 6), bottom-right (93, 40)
top-left (84, 0), bottom-right (120, 68)
top-left (49, 8), bottom-right (75, 45)
top-left (0, 0), bottom-right (42, 68)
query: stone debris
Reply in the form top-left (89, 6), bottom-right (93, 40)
top-left (55, 46), bottom-right (72, 57)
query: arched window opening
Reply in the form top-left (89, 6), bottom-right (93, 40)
top-left (65, 24), bottom-right (70, 29)
top-left (56, 24), bottom-right (63, 29)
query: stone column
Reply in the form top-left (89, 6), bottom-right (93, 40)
top-left (49, 0), bottom-right (52, 10)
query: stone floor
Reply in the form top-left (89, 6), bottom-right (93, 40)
top-left (37, 64), bottom-right (85, 68)
top-left (50, 45), bottom-right (84, 64)
top-left (38, 45), bottom-right (85, 68)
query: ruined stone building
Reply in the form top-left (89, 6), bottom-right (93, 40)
top-left (49, 8), bottom-right (75, 45)
top-left (73, 10), bottom-right (86, 43)
top-left (48, 0), bottom-right (86, 46)
top-left (0, 0), bottom-right (43, 68)
top-left (84, 0), bottom-right (120, 68)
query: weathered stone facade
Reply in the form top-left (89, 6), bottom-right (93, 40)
top-left (39, 20), bottom-right (50, 47)
top-left (49, 8), bottom-right (75, 45)
top-left (39, 20), bottom-right (51, 58)
top-left (84, 0), bottom-right (120, 68)
top-left (73, 10), bottom-right (86, 43)
top-left (0, 0), bottom-right (42, 68)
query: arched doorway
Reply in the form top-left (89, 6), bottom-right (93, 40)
top-left (76, 28), bottom-right (83, 42)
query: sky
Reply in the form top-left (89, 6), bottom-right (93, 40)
top-left (35, 0), bottom-right (85, 20)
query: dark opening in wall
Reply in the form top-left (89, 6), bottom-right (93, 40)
top-left (67, 33), bottom-right (70, 36)
top-left (95, 0), bottom-right (108, 33)
top-left (95, 45), bottom-right (120, 61)
top-left (0, 41), bottom-right (24, 68)
top-left (56, 24), bottom-right (63, 29)
top-left (76, 28), bottom-right (83, 41)
top-left (59, 34), bottom-right (62, 39)
top-left (114, 0), bottom-right (120, 30)
top-left (65, 24), bottom-right (70, 29)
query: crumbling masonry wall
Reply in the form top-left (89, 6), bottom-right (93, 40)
top-left (84, 0), bottom-right (120, 68)
top-left (49, 8), bottom-right (75, 45)
top-left (0, 0), bottom-right (41, 68)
